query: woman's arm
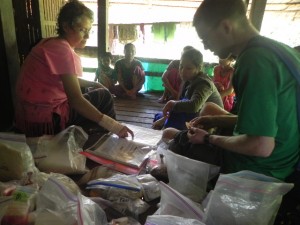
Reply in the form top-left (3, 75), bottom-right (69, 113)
top-left (172, 79), bottom-right (212, 113)
top-left (78, 77), bottom-right (106, 89)
top-left (191, 114), bottom-right (237, 130)
top-left (61, 74), bottom-right (133, 138)
top-left (63, 75), bottom-right (104, 122)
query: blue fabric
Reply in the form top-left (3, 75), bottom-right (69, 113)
top-left (153, 112), bottom-right (163, 122)
top-left (153, 111), bottom-right (198, 130)
top-left (164, 111), bottom-right (198, 130)
top-left (153, 98), bottom-right (198, 130)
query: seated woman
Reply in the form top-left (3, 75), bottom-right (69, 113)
top-left (113, 43), bottom-right (145, 99)
top-left (213, 55), bottom-right (236, 112)
top-left (158, 46), bottom-right (194, 103)
top-left (15, 1), bottom-right (133, 138)
top-left (94, 52), bottom-right (116, 93)
top-left (152, 48), bottom-right (223, 130)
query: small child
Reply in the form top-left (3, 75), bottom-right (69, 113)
top-left (94, 52), bottom-right (116, 92)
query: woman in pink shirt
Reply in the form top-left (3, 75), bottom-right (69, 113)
top-left (15, 1), bottom-right (133, 138)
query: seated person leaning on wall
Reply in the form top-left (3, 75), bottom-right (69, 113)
top-left (113, 43), bottom-right (145, 99)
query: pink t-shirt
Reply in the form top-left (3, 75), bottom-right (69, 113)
top-left (213, 65), bottom-right (235, 111)
top-left (16, 38), bottom-right (82, 134)
top-left (164, 60), bottom-right (182, 92)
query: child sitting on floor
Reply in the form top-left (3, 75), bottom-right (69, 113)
top-left (94, 52), bottom-right (116, 93)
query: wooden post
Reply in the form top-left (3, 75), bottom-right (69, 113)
top-left (98, 0), bottom-right (108, 63)
top-left (249, 0), bottom-right (267, 31)
top-left (0, 0), bottom-right (20, 107)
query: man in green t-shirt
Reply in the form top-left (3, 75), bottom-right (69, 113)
top-left (164, 0), bottom-right (300, 181)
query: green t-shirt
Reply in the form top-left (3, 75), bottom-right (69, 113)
top-left (224, 41), bottom-right (300, 180)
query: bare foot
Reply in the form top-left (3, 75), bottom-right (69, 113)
top-left (157, 97), bottom-right (166, 103)
top-left (152, 118), bottom-right (166, 130)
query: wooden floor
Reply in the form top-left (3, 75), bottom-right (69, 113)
top-left (113, 91), bottom-right (163, 128)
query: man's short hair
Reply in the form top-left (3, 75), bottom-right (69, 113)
top-left (193, 0), bottom-right (247, 28)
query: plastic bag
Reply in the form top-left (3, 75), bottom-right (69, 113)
top-left (1, 185), bottom-right (38, 225)
top-left (90, 197), bottom-right (140, 224)
top-left (145, 215), bottom-right (206, 225)
top-left (36, 176), bottom-right (107, 225)
top-left (87, 174), bottom-right (150, 218)
top-left (165, 150), bottom-right (220, 202)
top-left (156, 182), bottom-right (205, 222)
top-left (28, 125), bottom-right (88, 175)
top-left (77, 165), bottom-right (120, 186)
top-left (0, 133), bottom-right (38, 181)
top-left (136, 174), bottom-right (160, 202)
top-left (204, 170), bottom-right (294, 225)
top-left (87, 174), bottom-right (143, 199)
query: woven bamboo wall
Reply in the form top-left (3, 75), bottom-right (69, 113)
top-left (38, 0), bottom-right (65, 38)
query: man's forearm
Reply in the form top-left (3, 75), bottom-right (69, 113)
top-left (209, 134), bottom-right (275, 157)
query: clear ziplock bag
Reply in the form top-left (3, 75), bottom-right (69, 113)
top-left (27, 125), bottom-right (88, 175)
top-left (155, 182), bottom-right (205, 222)
top-left (36, 176), bottom-right (107, 225)
top-left (165, 150), bottom-right (219, 202)
top-left (204, 170), bottom-right (294, 225)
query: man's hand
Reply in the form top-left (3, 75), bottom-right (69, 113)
top-left (187, 127), bottom-right (209, 144)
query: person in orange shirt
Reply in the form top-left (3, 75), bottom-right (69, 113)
top-left (213, 55), bottom-right (235, 112)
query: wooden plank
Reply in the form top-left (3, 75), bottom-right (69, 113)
top-left (113, 91), bottom-right (163, 128)
top-left (116, 115), bottom-right (154, 124)
top-left (116, 110), bottom-right (156, 119)
top-left (119, 121), bottom-right (152, 128)
top-left (115, 102), bottom-right (162, 110)
top-left (114, 98), bottom-right (161, 105)
top-left (115, 106), bottom-right (161, 114)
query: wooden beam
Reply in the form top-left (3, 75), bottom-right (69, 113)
top-left (98, 0), bottom-right (108, 62)
top-left (0, 0), bottom-right (20, 107)
top-left (249, 0), bottom-right (267, 31)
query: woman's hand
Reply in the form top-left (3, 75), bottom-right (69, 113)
top-left (117, 126), bottom-right (134, 139)
top-left (98, 115), bottom-right (134, 138)
top-left (162, 100), bottom-right (176, 117)
top-left (187, 127), bottom-right (208, 144)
